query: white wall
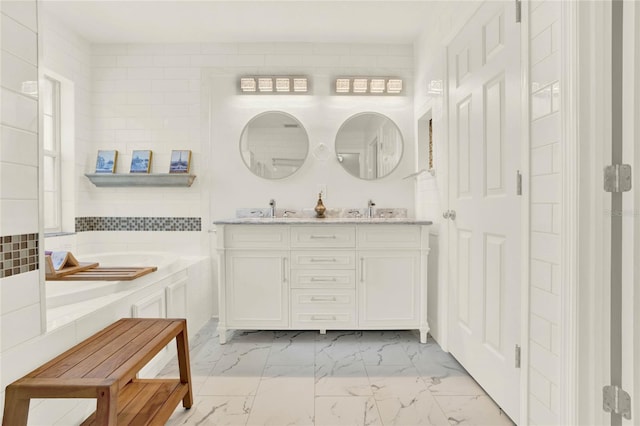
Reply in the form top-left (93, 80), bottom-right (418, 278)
top-left (84, 41), bottom-right (415, 248)
top-left (528, 2), bottom-right (562, 424)
top-left (0, 0), bottom-right (40, 354)
top-left (206, 43), bottom-right (415, 220)
top-left (40, 6), bottom-right (92, 253)
top-left (0, 0), bottom-right (41, 412)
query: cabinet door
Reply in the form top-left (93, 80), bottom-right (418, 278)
top-left (226, 250), bottom-right (289, 328)
top-left (358, 250), bottom-right (420, 327)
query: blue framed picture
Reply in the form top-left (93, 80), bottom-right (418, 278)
top-left (95, 150), bottom-right (117, 173)
top-left (169, 150), bottom-right (191, 173)
top-left (130, 150), bottom-right (152, 173)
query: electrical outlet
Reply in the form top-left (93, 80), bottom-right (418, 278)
top-left (317, 184), bottom-right (327, 198)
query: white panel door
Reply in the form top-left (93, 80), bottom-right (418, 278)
top-left (447, 1), bottom-right (521, 422)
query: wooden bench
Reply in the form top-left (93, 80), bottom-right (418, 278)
top-left (2, 318), bottom-right (193, 426)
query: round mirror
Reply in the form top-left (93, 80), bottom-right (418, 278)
top-left (335, 112), bottom-right (403, 180)
top-left (239, 111), bottom-right (309, 179)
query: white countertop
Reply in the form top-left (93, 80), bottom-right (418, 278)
top-left (214, 217), bottom-right (433, 225)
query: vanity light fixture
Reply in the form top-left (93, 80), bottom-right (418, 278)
top-left (333, 77), bottom-right (404, 95)
top-left (239, 76), bottom-right (309, 94)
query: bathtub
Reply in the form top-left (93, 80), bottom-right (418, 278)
top-left (45, 252), bottom-right (213, 333)
top-left (38, 251), bottom-right (214, 423)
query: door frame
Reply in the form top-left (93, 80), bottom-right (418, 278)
top-left (560, 0), bottom-right (629, 424)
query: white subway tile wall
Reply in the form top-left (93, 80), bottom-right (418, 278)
top-left (528, 1), bottom-right (562, 424)
top-left (0, 3), bottom-right (41, 415)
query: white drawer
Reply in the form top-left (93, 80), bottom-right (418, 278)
top-left (291, 226), bottom-right (356, 248)
top-left (291, 313), bottom-right (356, 329)
top-left (357, 225), bottom-right (422, 249)
top-left (291, 250), bottom-right (355, 269)
top-left (224, 225), bottom-right (289, 248)
top-left (291, 269), bottom-right (355, 289)
top-left (292, 289), bottom-right (355, 308)
top-left (291, 289), bottom-right (356, 329)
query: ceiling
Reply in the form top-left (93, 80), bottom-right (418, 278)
top-left (40, 1), bottom-right (461, 45)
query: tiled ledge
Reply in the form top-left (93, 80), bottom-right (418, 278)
top-left (75, 217), bottom-right (201, 232)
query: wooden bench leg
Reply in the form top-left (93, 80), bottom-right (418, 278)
top-left (94, 384), bottom-right (118, 426)
top-left (175, 325), bottom-right (193, 408)
top-left (3, 386), bottom-right (30, 426)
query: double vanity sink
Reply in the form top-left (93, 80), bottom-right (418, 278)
top-left (214, 208), bottom-right (432, 344)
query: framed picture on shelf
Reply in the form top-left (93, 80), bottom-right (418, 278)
top-left (169, 150), bottom-right (191, 173)
top-left (130, 150), bottom-right (152, 173)
top-left (95, 150), bottom-right (117, 173)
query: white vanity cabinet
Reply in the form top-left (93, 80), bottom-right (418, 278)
top-left (215, 221), bottom-right (430, 343)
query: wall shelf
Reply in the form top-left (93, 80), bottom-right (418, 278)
top-left (85, 173), bottom-right (196, 187)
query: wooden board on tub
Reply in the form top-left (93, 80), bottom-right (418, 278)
top-left (45, 258), bottom-right (100, 280)
top-left (46, 266), bottom-right (158, 281)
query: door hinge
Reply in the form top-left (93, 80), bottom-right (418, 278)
top-left (515, 0), bottom-right (522, 23)
top-left (604, 164), bottom-right (632, 193)
top-left (515, 344), bottom-right (521, 368)
top-left (516, 170), bottom-right (522, 196)
top-left (603, 385), bottom-right (632, 420)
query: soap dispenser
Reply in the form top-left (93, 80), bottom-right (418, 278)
top-left (314, 193), bottom-right (326, 218)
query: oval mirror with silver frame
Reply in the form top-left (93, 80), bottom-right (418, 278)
top-left (335, 112), bottom-right (403, 180)
top-left (239, 111), bottom-right (309, 179)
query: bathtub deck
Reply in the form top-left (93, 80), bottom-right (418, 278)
top-left (46, 266), bottom-right (158, 281)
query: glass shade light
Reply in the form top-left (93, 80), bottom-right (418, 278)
top-left (240, 77), bottom-right (256, 92)
top-left (293, 78), bottom-right (308, 92)
top-left (353, 78), bottom-right (368, 93)
top-left (336, 78), bottom-right (350, 93)
top-left (370, 79), bottom-right (385, 93)
top-left (387, 79), bottom-right (403, 94)
top-left (275, 78), bottom-right (290, 92)
top-left (258, 78), bottom-right (273, 92)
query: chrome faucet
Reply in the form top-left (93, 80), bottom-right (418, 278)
top-left (367, 199), bottom-right (376, 218)
top-left (347, 209), bottom-right (362, 218)
top-left (250, 210), bottom-right (264, 217)
top-left (269, 199), bottom-right (276, 218)
top-left (283, 210), bottom-right (297, 218)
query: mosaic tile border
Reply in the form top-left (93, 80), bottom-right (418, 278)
top-left (0, 233), bottom-right (39, 278)
top-left (75, 217), bottom-right (201, 232)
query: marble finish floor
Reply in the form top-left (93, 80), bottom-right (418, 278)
top-left (160, 320), bottom-right (515, 426)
